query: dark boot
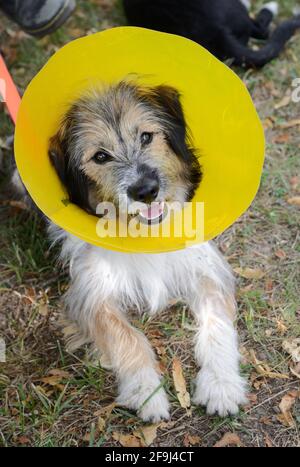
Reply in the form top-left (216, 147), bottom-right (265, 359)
top-left (0, 0), bottom-right (76, 37)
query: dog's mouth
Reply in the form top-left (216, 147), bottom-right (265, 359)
top-left (138, 201), bottom-right (165, 221)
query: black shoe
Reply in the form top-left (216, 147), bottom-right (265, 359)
top-left (0, 0), bottom-right (76, 37)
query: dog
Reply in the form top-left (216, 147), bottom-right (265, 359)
top-left (13, 81), bottom-right (248, 421)
top-left (123, 0), bottom-right (300, 68)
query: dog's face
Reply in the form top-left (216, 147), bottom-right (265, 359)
top-left (49, 81), bottom-right (202, 222)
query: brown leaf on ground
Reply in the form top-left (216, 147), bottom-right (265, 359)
top-left (244, 392), bottom-right (258, 410)
top-left (39, 369), bottom-right (70, 390)
top-left (263, 117), bottom-right (274, 129)
top-left (275, 249), bottom-right (287, 260)
top-left (277, 391), bottom-right (299, 427)
top-left (0, 200), bottom-right (29, 210)
top-left (287, 196), bottom-right (300, 206)
top-left (112, 432), bottom-right (143, 447)
top-left (274, 95), bottom-right (291, 109)
top-left (16, 436), bottom-right (31, 445)
top-left (274, 94), bottom-right (291, 110)
top-left (97, 416), bottom-right (106, 433)
top-left (272, 133), bottom-right (291, 144)
top-left (134, 424), bottom-right (160, 447)
top-left (276, 319), bottom-right (287, 335)
top-left (183, 433), bottom-right (201, 447)
top-left (249, 350), bottom-right (289, 380)
top-left (38, 303), bottom-right (49, 317)
top-left (234, 267), bottom-right (265, 279)
top-left (290, 176), bottom-right (300, 191)
top-left (282, 338), bottom-right (300, 363)
top-left (264, 433), bottom-right (273, 447)
top-left (172, 357), bottom-right (191, 410)
top-left (48, 369), bottom-right (71, 378)
top-left (280, 119), bottom-right (300, 129)
top-left (94, 402), bottom-right (116, 418)
top-left (290, 362), bottom-right (300, 379)
top-left (214, 432), bottom-right (243, 447)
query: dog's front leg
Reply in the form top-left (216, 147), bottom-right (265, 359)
top-left (90, 303), bottom-right (170, 422)
top-left (188, 279), bottom-right (248, 416)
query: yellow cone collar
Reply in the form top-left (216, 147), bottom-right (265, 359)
top-left (15, 27), bottom-right (265, 253)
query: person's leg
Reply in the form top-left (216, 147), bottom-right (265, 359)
top-left (0, 0), bottom-right (76, 37)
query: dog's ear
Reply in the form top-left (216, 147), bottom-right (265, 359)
top-left (49, 131), bottom-right (68, 186)
top-left (152, 85), bottom-right (185, 126)
top-left (151, 85), bottom-right (191, 162)
top-left (48, 121), bottom-right (92, 212)
top-left (151, 85), bottom-right (202, 198)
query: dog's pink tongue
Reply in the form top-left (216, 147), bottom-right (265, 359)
top-left (140, 202), bottom-right (164, 220)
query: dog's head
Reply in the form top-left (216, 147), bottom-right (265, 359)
top-left (49, 81), bottom-right (202, 222)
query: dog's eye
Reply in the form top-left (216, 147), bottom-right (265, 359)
top-left (92, 150), bottom-right (112, 164)
top-left (141, 132), bottom-right (153, 146)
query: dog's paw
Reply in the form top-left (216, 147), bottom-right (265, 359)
top-left (116, 367), bottom-right (170, 422)
top-left (263, 2), bottom-right (279, 16)
top-left (193, 367), bottom-right (248, 417)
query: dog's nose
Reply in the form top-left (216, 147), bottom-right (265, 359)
top-left (127, 177), bottom-right (159, 203)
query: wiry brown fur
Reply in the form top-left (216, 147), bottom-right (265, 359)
top-left (49, 81), bottom-right (202, 214)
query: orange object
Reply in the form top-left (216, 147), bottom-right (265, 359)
top-left (0, 54), bottom-right (21, 124)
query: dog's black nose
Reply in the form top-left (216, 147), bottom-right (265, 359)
top-left (127, 177), bottom-right (159, 203)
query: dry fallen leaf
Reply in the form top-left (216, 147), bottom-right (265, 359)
top-left (272, 133), bottom-right (291, 144)
top-left (280, 119), bottom-right (300, 129)
top-left (276, 319), bottom-right (287, 335)
top-left (97, 416), bottom-right (106, 433)
top-left (0, 200), bottom-right (29, 210)
top-left (17, 436), bottom-right (31, 445)
top-left (263, 117), bottom-right (274, 130)
top-left (277, 391), bottom-right (299, 427)
top-left (40, 369), bottom-right (70, 390)
top-left (290, 362), bottom-right (300, 379)
top-left (234, 267), bottom-right (265, 279)
top-left (183, 433), bottom-right (201, 447)
top-left (287, 196), bottom-right (300, 207)
top-left (275, 249), bottom-right (287, 260)
top-left (134, 424), bottom-right (160, 447)
top-left (282, 338), bottom-right (300, 363)
top-left (94, 402), bottom-right (116, 418)
top-left (214, 432), bottom-right (243, 447)
top-left (38, 303), bottom-right (49, 317)
top-left (172, 357), bottom-right (191, 410)
top-left (274, 94), bottom-right (291, 109)
top-left (112, 432), bottom-right (143, 447)
top-left (264, 433), bottom-right (273, 447)
top-left (290, 176), bottom-right (299, 191)
top-left (249, 350), bottom-right (289, 380)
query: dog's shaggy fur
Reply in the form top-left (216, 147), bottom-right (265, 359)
top-left (13, 81), bottom-right (248, 421)
top-left (123, 0), bottom-right (300, 68)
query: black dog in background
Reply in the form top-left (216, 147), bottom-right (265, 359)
top-left (123, 0), bottom-right (300, 68)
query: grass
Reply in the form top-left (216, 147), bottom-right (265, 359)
top-left (0, 0), bottom-right (300, 447)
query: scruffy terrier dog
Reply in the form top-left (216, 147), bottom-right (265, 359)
top-left (15, 81), bottom-right (248, 421)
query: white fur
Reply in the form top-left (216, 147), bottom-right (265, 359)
top-left (240, 0), bottom-right (251, 11)
top-left (293, 6), bottom-right (300, 17)
top-left (11, 169), bottom-right (27, 196)
top-left (48, 223), bottom-right (247, 419)
top-left (192, 299), bottom-right (248, 415)
top-left (263, 2), bottom-right (279, 16)
top-left (116, 367), bottom-right (170, 422)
